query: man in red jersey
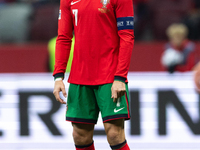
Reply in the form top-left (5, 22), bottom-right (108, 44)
top-left (53, 0), bottom-right (134, 149)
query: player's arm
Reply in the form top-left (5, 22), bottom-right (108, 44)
top-left (53, 0), bottom-right (73, 103)
top-left (111, 0), bottom-right (134, 102)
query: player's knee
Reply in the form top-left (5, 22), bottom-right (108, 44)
top-left (72, 129), bottom-right (92, 145)
top-left (105, 120), bottom-right (125, 145)
top-left (106, 128), bottom-right (123, 145)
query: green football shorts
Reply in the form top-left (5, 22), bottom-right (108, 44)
top-left (66, 83), bottom-right (131, 124)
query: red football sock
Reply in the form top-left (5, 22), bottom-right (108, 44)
top-left (75, 141), bottom-right (95, 150)
top-left (110, 140), bottom-right (130, 150)
top-left (117, 143), bottom-right (130, 150)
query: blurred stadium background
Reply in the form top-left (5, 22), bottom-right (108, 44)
top-left (0, 0), bottom-right (200, 150)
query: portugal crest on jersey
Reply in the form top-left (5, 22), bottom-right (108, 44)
top-left (101, 0), bottom-right (110, 8)
top-left (99, 0), bottom-right (110, 13)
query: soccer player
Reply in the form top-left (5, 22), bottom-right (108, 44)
top-left (53, 0), bottom-right (134, 149)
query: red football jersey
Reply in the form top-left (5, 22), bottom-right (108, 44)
top-left (53, 0), bottom-right (135, 85)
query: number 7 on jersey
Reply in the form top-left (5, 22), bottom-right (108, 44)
top-left (72, 9), bottom-right (78, 26)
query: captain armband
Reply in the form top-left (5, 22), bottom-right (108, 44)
top-left (117, 17), bottom-right (134, 31)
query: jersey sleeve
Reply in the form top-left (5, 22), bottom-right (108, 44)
top-left (53, 0), bottom-right (73, 79)
top-left (114, 0), bottom-right (135, 82)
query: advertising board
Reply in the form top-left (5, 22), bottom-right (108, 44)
top-left (0, 72), bottom-right (200, 150)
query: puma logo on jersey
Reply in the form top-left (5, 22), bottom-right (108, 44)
top-left (71, 0), bottom-right (81, 5)
top-left (114, 107), bottom-right (125, 113)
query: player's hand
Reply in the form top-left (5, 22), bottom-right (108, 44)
top-left (194, 62), bottom-right (200, 92)
top-left (53, 80), bottom-right (67, 104)
top-left (111, 80), bottom-right (126, 102)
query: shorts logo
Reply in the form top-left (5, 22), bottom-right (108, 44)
top-left (98, 0), bottom-right (110, 13)
top-left (114, 107), bottom-right (125, 113)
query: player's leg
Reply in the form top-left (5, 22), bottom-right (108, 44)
top-left (95, 83), bottom-right (130, 150)
top-left (72, 123), bottom-right (95, 150)
top-left (104, 119), bottom-right (130, 150)
top-left (66, 84), bottom-right (99, 150)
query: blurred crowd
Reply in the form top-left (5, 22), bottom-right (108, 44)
top-left (133, 0), bottom-right (200, 40)
top-left (0, 0), bottom-right (200, 42)
top-left (0, 0), bottom-right (60, 4)
top-left (0, 0), bottom-right (200, 73)
top-left (0, 0), bottom-right (60, 43)
top-left (161, 23), bottom-right (197, 73)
